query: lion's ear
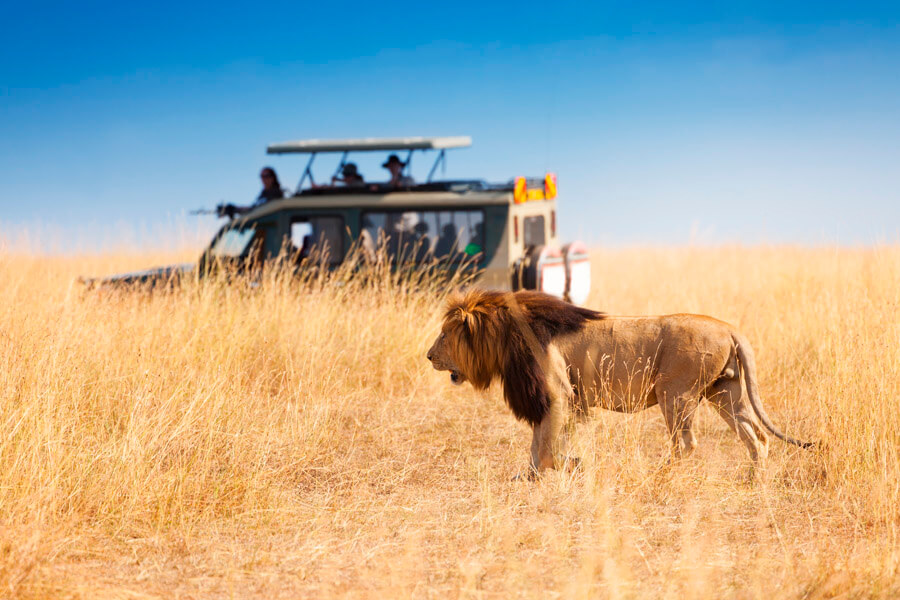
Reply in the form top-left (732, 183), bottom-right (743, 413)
top-left (500, 327), bottom-right (549, 426)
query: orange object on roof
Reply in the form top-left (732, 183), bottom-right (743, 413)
top-left (544, 173), bottom-right (557, 200)
top-left (514, 177), bottom-right (527, 204)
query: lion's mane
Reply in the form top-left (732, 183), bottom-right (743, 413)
top-left (442, 290), bottom-right (605, 425)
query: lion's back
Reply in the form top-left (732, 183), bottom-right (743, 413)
top-left (557, 313), bottom-right (738, 380)
top-left (656, 313), bottom-right (738, 349)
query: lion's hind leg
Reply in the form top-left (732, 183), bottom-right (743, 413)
top-left (707, 376), bottom-right (769, 469)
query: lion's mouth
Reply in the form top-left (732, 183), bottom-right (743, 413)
top-left (450, 370), bottom-right (463, 385)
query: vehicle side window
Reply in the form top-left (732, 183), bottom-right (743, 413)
top-left (361, 209), bottom-right (484, 263)
top-left (523, 215), bottom-right (545, 247)
top-left (290, 216), bottom-right (344, 264)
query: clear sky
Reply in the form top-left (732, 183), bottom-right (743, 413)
top-left (2, 1), bottom-right (899, 250)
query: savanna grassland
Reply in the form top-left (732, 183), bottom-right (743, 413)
top-left (1, 244), bottom-right (899, 598)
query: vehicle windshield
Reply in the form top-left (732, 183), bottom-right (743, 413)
top-left (210, 227), bottom-right (256, 258)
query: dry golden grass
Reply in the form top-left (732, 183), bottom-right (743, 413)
top-left (1, 244), bottom-right (899, 598)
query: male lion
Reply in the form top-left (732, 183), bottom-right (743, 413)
top-left (426, 289), bottom-right (813, 475)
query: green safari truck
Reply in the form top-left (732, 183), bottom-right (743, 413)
top-left (84, 136), bottom-right (591, 304)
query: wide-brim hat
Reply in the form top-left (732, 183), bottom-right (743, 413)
top-left (382, 154), bottom-right (405, 168)
top-left (342, 163), bottom-right (359, 175)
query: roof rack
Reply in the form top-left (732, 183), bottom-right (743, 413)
top-left (266, 136), bottom-right (471, 154)
top-left (267, 136), bottom-right (472, 188)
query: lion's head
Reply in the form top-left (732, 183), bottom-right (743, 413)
top-left (425, 329), bottom-right (466, 385)
top-left (427, 289), bottom-right (604, 425)
top-left (426, 290), bottom-right (511, 389)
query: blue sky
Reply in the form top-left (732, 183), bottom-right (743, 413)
top-left (2, 1), bottom-right (899, 250)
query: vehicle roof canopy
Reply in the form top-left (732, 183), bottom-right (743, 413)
top-left (267, 136), bottom-right (471, 154)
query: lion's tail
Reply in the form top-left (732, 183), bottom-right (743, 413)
top-left (732, 333), bottom-right (817, 449)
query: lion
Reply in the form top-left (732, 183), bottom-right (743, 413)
top-left (426, 289), bottom-right (814, 476)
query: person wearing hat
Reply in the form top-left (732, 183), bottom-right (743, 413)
top-left (331, 162), bottom-right (365, 187)
top-left (382, 154), bottom-right (415, 187)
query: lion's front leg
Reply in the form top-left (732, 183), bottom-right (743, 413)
top-left (529, 409), bottom-right (580, 476)
top-left (510, 424), bottom-right (551, 481)
top-left (530, 394), bottom-right (570, 474)
top-left (522, 345), bottom-right (574, 478)
top-left (530, 418), bottom-right (557, 472)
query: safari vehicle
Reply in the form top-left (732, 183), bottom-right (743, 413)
top-left (84, 136), bottom-right (591, 303)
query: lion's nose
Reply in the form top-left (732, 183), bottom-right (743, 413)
top-left (426, 351), bottom-right (434, 362)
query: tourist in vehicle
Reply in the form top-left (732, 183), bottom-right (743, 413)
top-left (434, 223), bottom-right (458, 257)
top-left (217, 167), bottom-right (285, 219)
top-left (300, 234), bottom-right (314, 259)
top-left (382, 154), bottom-right (415, 187)
top-left (257, 167), bottom-right (285, 203)
top-left (471, 222), bottom-right (485, 248)
top-left (467, 222), bottom-right (485, 255)
top-left (411, 221), bottom-right (433, 261)
top-left (331, 163), bottom-right (365, 187)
